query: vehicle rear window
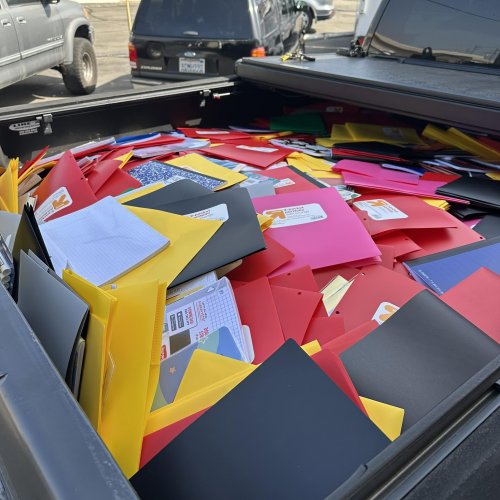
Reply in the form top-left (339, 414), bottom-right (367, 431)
top-left (369, 0), bottom-right (500, 66)
top-left (133, 0), bottom-right (254, 39)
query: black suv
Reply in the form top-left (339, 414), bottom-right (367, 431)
top-left (129, 0), bottom-right (306, 82)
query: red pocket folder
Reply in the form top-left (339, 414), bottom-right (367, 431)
top-left (233, 277), bottom-right (285, 363)
top-left (33, 151), bottom-right (97, 222)
top-left (441, 268), bottom-right (500, 343)
top-left (270, 285), bottom-right (323, 345)
top-left (332, 265), bottom-right (425, 331)
top-left (227, 233), bottom-right (294, 282)
top-left (259, 166), bottom-right (321, 194)
top-left (302, 316), bottom-right (345, 346)
top-left (201, 140), bottom-right (290, 169)
top-left (353, 194), bottom-right (458, 237)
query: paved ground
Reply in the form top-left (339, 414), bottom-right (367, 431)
top-left (0, 0), bottom-right (359, 108)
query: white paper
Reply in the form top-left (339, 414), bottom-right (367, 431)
top-left (40, 196), bottom-right (170, 286)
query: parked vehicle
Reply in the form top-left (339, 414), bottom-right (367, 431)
top-left (0, 0), bottom-right (97, 95)
top-left (0, 0), bottom-right (499, 498)
top-left (129, 0), bottom-right (306, 83)
top-left (301, 0), bottom-right (335, 32)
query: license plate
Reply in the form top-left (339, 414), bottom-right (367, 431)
top-left (179, 57), bottom-right (205, 74)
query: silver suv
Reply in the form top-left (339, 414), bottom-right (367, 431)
top-left (302, 0), bottom-right (335, 32)
top-left (0, 0), bottom-right (97, 95)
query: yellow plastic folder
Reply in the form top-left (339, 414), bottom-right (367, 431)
top-left (421, 198), bottom-right (450, 210)
top-left (423, 124), bottom-right (500, 162)
top-left (146, 351), bottom-right (256, 435)
top-left (346, 123), bottom-right (426, 146)
top-left (145, 342), bottom-right (323, 436)
top-left (115, 206), bottom-right (223, 288)
top-left (257, 213), bottom-right (274, 231)
top-left (287, 152), bottom-right (334, 173)
top-left (167, 153), bottom-right (247, 189)
top-left (65, 271), bottom-right (167, 477)
top-left (101, 280), bottom-right (166, 478)
top-left (116, 182), bottom-right (166, 204)
top-left (330, 124), bottom-right (355, 142)
top-left (0, 158), bottom-right (19, 213)
top-left (360, 397), bottom-right (405, 441)
top-left (63, 270), bottom-right (116, 432)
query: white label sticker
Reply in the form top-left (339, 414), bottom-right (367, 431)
top-left (236, 145), bottom-right (278, 153)
top-left (274, 178), bottom-right (295, 188)
top-left (354, 199), bottom-right (408, 221)
top-left (263, 203), bottom-right (327, 228)
top-left (372, 302), bottom-right (400, 325)
top-left (186, 203), bottom-right (229, 222)
top-left (34, 187), bottom-right (73, 223)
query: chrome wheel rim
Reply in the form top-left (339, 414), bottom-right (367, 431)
top-left (82, 52), bottom-right (93, 83)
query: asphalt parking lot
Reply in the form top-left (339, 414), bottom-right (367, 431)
top-left (0, 0), bottom-right (359, 108)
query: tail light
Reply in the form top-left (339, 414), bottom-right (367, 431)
top-left (251, 47), bottom-right (266, 57)
top-left (128, 42), bottom-right (138, 69)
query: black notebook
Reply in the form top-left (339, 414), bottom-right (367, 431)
top-left (131, 341), bottom-right (390, 500)
top-left (11, 206), bottom-right (53, 299)
top-left (125, 179), bottom-right (212, 208)
top-left (437, 176), bottom-right (500, 211)
top-left (341, 290), bottom-right (500, 430)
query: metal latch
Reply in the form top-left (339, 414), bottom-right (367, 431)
top-left (35, 113), bottom-right (53, 135)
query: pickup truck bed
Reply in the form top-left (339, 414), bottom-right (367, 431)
top-left (0, 48), bottom-right (499, 500)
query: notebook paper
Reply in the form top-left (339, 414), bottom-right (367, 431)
top-left (40, 197), bottom-right (170, 286)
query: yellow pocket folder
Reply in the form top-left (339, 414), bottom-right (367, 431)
top-left (117, 206), bottom-right (223, 288)
top-left (167, 153), bottom-right (247, 189)
top-left (0, 158), bottom-right (19, 213)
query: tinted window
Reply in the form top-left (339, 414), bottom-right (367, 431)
top-left (134, 0), bottom-right (253, 39)
top-left (369, 0), bottom-right (500, 65)
top-left (258, 0), bottom-right (280, 36)
top-left (6, 0), bottom-right (40, 5)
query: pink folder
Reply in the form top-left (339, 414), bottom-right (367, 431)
top-left (336, 159), bottom-right (420, 185)
top-left (342, 171), bottom-right (468, 204)
top-left (252, 189), bottom-right (381, 273)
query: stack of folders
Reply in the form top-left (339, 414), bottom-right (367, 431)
top-left (1, 103), bottom-right (500, 497)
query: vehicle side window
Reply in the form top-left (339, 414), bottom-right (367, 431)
top-left (6, 0), bottom-right (40, 6)
top-left (257, 0), bottom-right (279, 35)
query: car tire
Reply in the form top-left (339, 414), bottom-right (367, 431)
top-left (62, 38), bottom-right (98, 95)
top-left (301, 8), bottom-right (314, 33)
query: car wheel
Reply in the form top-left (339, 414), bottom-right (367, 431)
top-left (62, 38), bottom-right (98, 95)
top-left (301, 8), bottom-right (314, 33)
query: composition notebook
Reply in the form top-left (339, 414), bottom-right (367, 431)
top-left (404, 236), bottom-right (500, 295)
top-left (131, 340), bottom-right (390, 500)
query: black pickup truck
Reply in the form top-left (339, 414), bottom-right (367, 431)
top-left (0, 0), bottom-right (499, 498)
